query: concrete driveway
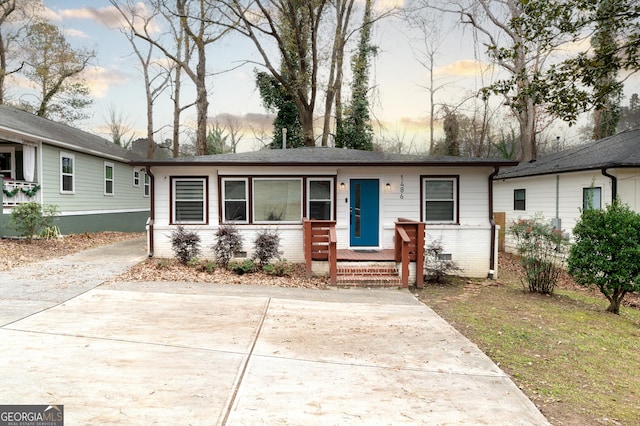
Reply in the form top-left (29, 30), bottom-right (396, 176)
top-left (0, 239), bottom-right (550, 425)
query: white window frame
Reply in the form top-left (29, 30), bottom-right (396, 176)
top-left (104, 162), bottom-right (114, 196)
top-left (222, 177), bottom-right (249, 223)
top-left (171, 177), bottom-right (207, 225)
top-left (60, 152), bottom-right (75, 194)
top-left (583, 187), bottom-right (602, 210)
top-left (133, 169), bottom-right (140, 187)
top-left (422, 176), bottom-right (458, 224)
top-left (307, 178), bottom-right (334, 220)
top-left (253, 177), bottom-right (303, 224)
top-left (143, 173), bottom-right (150, 197)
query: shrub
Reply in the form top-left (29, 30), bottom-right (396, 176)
top-left (9, 202), bottom-right (58, 243)
top-left (423, 237), bottom-right (462, 283)
top-left (213, 224), bottom-right (243, 268)
top-left (568, 199), bottom-right (640, 314)
top-left (263, 259), bottom-right (295, 277)
top-left (509, 215), bottom-right (569, 294)
top-left (39, 225), bottom-right (61, 240)
top-left (252, 228), bottom-right (280, 266)
top-left (170, 226), bottom-right (201, 264)
top-left (228, 259), bottom-right (255, 275)
top-left (195, 260), bottom-right (217, 274)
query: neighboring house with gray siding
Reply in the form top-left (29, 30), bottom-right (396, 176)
top-left (134, 148), bottom-right (516, 282)
top-left (494, 128), bottom-right (640, 252)
top-left (0, 105), bottom-right (150, 235)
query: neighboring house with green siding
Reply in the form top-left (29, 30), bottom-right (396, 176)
top-left (0, 105), bottom-right (149, 236)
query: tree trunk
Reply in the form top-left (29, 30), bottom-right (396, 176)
top-left (299, 107), bottom-right (315, 147)
top-left (195, 42), bottom-right (208, 155)
top-left (606, 299), bottom-right (621, 314)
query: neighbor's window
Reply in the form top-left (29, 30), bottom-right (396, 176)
top-left (514, 188), bottom-right (526, 211)
top-left (253, 178), bottom-right (302, 223)
top-left (308, 179), bottom-right (333, 220)
top-left (423, 177), bottom-right (457, 223)
top-left (143, 173), bottom-right (150, 197)
top-left (60, 152), bottom-right (75, 194)
top-left (222, 178), bottom-right (248, 223)
top-left (172, 177), bottom-right (207, 224)
top-left (133, 169), bottom-right (140, 187)
top-left (583, 187), bottom-right (602, 210)
top-left (104, 162), bottom-right (114, 195)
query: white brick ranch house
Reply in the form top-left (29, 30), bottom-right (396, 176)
top-left (133, 147), bottom-right (517, 286)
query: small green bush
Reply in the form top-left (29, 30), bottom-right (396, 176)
top-left (39, 225), bottom-right (62, 240)
top-left (263, 259), bottom-right (294, 277)
top-left (213, 224), bottom-right (243, 268)
top-left (509, 215), bottom-right (569, 294)
top-left (252, 228), bottom-right (280, 266)
top-left (195, 260), bottom-right (217, 273)
top-left (228, 259), bottom-right (255, 275)
top-left (568, 199), bottom-right (640, 314)
top-left (9, 202), bottom-right (58, 243)
top-left (170, 226), bottom-right (201, 264)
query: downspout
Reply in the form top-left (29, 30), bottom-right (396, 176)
top-left (488, 166), bottom-right (500, 279)
top-left (601, 168), bottom-right (617, 203)
top-left (145, 166), bottom-right (155, 257)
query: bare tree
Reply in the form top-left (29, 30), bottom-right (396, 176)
top-left (103, 103), bottom-right (136, 148)
top-left (110, 0), bottom-right (172, 159)
top-left (0, 0), bottom-right (43, 104)
top-left (127, 0), bottom-right (232, 155)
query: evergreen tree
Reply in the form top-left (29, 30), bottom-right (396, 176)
top-left (336, 0), bottom-right (375, 150)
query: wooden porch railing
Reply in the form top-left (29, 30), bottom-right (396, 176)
top-left (303, 219), bottom-right (337, 285)
top-left (394, 218), bottom-right (425, 288)
top-left (2, 180), bottom-right (40, 207)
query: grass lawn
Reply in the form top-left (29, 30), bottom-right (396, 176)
top-left (413, 262), bottom-right (640, 426)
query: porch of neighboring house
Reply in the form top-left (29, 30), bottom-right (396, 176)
top-left (304, 218), bottom-right (425, 288)
top-left (1, 143), bottom-right (40, 208)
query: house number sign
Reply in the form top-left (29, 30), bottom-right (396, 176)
top-left (400, 174), bottom-right (405, 199)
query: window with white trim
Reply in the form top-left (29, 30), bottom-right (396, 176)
top-left (583, 187), bottom-right (601, 210)
top-left (308, 179), bottom-right (333, 220)
top-left (143, 173), bottom-right (150, 197)
top-left (222, 178), bottom-right (248, 223)
top-left (133, 169), bottom-right (140, 187)
top-left (104, 162), bottom-right (114, 195)
top-left (60, 152), bottom-right (75, 194)
top-left (172, 177), bottom-right (207, 224)
top-left (423, 177), bottom-right (457, 223)
top-left (253, 178), bottom-right (302, 223)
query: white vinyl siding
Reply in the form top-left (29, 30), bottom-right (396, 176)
top-left (172, 177), bottom-right (206, 224)
top-left (60, 152), bottom-right (75, 194)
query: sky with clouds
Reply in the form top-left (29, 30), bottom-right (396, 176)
top-left (32, 1), bottom-right (640, 153)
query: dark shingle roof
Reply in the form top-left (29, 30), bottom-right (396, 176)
top-left (0, 105), bottom-right (142, 162)
top-left (132, 146), bottom-right (518, 167)
top-left (497, 128), bottom-right (640, 179)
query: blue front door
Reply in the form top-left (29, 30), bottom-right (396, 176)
top-left (350, 179), bottom-right (379, 247)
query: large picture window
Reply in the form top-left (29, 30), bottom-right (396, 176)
top-left (60, 152), bottom-right (75, 194)
top-left (308, 179), bottom-right (333, 220)
top-left (104, 162), bottom-right (114, 195)
top-left (253, 178), bottom-right (302, 223)
top-left (172, 177), bottom-right (207, 224)
top-left (222, 178), bottom-right (248, 222)
top-left (423, 177), bottom-right (457, 223)
top-left (514, 188), bottom-right (526, 211)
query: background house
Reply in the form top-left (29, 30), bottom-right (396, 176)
top-left (494, 128), bottom-right (640, 252)
top-left (134, 147), bottom-right (517, 282)
top-left (0, 105), bottom-right (150, 236)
